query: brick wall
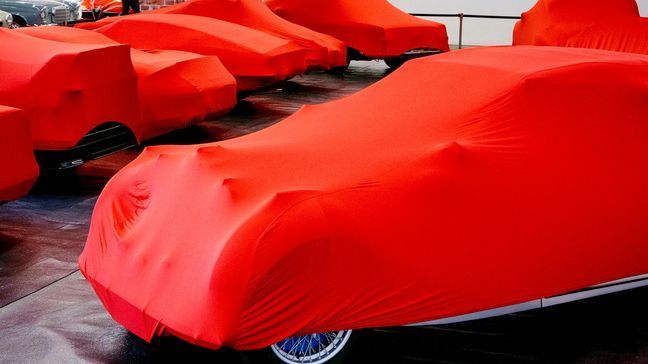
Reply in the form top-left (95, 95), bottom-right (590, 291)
top-left (139, 0), bottom-right (185, 12)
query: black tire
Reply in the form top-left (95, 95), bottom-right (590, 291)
top-left (327, 64), bottom-right (349, 74)
top-left (384, 57), bottom-right (407, 69)
top-left (10, 15), bottom-right (26, 28)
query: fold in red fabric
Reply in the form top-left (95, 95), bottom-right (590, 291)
top-left (17, 26), bottom-right (237, 141)
top-left (88, 14), bottom-right (308, 91)
top-left (151, 0), bottom-right (347, 71)
top-left (513, 0), bottom-right (648, 55)
top-left (80, 46), bottom-right (648, 350)
top-left (0, 106), bottom-right (39, 202)
top-left (265, 0), bottom-right (449, 58)
top-left (0, 29), bottom-right (140, 150)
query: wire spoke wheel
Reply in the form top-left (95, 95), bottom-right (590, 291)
top-left (270, 330), bottom-right (353, 364)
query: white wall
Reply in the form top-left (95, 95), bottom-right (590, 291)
top-left (389, 0), bottom-right (648, 46)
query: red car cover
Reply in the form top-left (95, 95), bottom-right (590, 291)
top-left (16, 26), bottom-right (237, 141)
top-left (0, 106), bottom-right (39, 202)
top-left (152, 0), bottom-right (347, 71)
top-left (265, 0), bottom-right (449, 58)
top-left (89, 14), bottom-right (308, 91)
top-left (82, 0), bottom-right (123, 14)
top-left (79, 46), bottom-right (648, 350)
top-left (513, 0), bottom-right (648, 55)
top-left (0, 29), bottom-right (140, 150)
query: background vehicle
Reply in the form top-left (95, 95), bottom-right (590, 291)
top-left (0, 0), bottom-right (50, 27)
top-left (265, 0), bottom-right (449, 69)
top-left (0, 106), bottom-right (39, 203)
top-left (87, 14), bottom-right (308, 91)
top-left (0, 29), bottom-right (141, 169)
top-left (514, 0), bottom-right (648, 55)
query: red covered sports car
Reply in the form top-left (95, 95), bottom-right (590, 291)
top-left (17, 26), bottom-right (237, 141)
top-left (152, 0), bottom-right (347, 71)
top-left (514, 0), bottom-right (648, 55)
top-left (84, 13), bottom-right (308, 91)
top-left (80, 46), bottom-right (648, 363)
top-left (0, 29), bottom-right (141, 169)
top-left (0, 106), bottom-right (39, 202)
top-left (265, 0), bottom-right (449, 68)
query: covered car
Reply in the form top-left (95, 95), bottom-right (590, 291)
top-left (513, 0), bottom-right (648, 55)
top-left (0, 106), bottom-right (39, 202)
top-left (84, 13), bottom-right (308, 91)
top-left (79, 45), bottom-right (648, 360)
top-left (0, 0), bottom-right (50, 26)
top-left (81, 0), bottom-right (122, 16)
top-left (265, 0), bottom-right (449, 67)
top-left (0, 28), bottom-right (141, 169)
top-left (151, 0), bottom-right (347, 71)
top-left (17, 26), bottom-right (237, 141)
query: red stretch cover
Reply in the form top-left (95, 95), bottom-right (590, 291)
top-left (152, 0), bottom-right (347, 71)
top-left (82, 0), bottom-right (123, 13)
top-left (17, 26), bottom-right (237, 140)
top-left (89, 14), bottom-right (307, 91)
top-left (265, 0), bottom-right (449, 58)
top-left (0, 29), bottom-right (140, 150)
top-left (80, 46), bottom-right (648, 350)
top-left (513, 0), bottom-right (648, 55)
top-left (0, 106), bottom-right (39, 202)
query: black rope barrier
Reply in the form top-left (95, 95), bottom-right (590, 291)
top-left (409, 13), bottom-right (522, 49)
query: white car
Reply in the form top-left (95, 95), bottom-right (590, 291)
top-left (0, 9), bottom-right (14, 28)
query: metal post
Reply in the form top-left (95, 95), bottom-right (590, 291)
top-left (458, 13), bottom-right (464, 49)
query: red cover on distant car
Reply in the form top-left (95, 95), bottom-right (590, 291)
top-left (265, 0), bottom-right (449, 58)
top-left (79, 46), bottom-right (648, 350)
top-left (0, 106), bottom-right (39, 202)
top-left (513, 0), bottom-right (648, 55)
top-left (151, 0), bottom-right (347, 71)
top-left (82, 0), bottom-right (123, 14)
top-left (0, 29), bottom-right (140, 150)
top-left (89, 14), bottom-right (307, 91)
top-left (17, 26), bottom-right (237, 140)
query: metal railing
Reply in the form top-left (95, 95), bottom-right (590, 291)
top-left (410, 13), bottom-right (522, 49)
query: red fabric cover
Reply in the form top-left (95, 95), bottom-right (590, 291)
top-left (513, 0), bottom-right (648, 55)
top-left (79, 46), bottom-right (648, 350)
top-left (82, 0), bottom-right (123, 13)
top-left (0, 29), bottom-right (140, 150)
top-left (89, 14), bottom-right (308, 91)
top-left (152, 0), bottom-right (347, 71)
top-left (0, 106), bottom-right (39, 202)
top-left (265, 0), bottom-right (449, 58)
top-left (16, 26), bottom-right (237, 140)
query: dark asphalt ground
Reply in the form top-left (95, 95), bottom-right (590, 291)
top-left (1, 61), bottom-right (648, 364)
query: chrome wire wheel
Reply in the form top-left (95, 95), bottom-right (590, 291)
top-left (270, 330), bottom-right (353, 364)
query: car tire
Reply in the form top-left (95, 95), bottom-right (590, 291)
top-left (384, 57), bottom-right (407, 69)
top-left (9, 16), bottom-right (26, 28)
top-left (267, 330), bottom-right (354, 364)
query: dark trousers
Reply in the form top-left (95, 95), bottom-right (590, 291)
top-left (121, 0), bottom-right (140, 15)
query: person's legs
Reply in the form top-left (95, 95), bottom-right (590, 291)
top-left (120, 0), bottom-right (131, 15)
top-left (132, 0), bottom-right (140, 13)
